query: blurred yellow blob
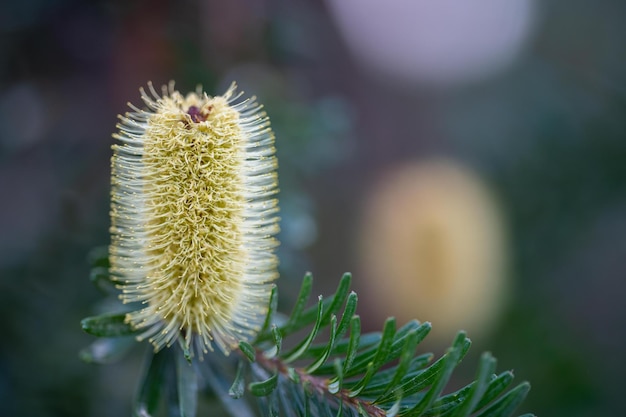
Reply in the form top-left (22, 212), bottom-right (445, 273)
top-left (358, 159), bottom-right (508, 343)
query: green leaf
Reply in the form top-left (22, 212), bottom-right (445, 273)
top-left (348, 317), bottom-right (396, 397)
top-left (474, 371), bottom-right (515, 411)
top-left (175, 352), bottom-right (197, 417)
top-left (474, 382), bottom-right (530, 417)
top-left (363, 353), bottom-right (434, 399)
top-left (265, 325), bottom-right (283, 358)
top-left (239, 341), bottom-right (256, 363)
top-left (318, 273), bottom-right (351, 325)
top-left (421, 384), bottom-right (473, 417)
top-left (281, 273), bottom-right (313, 334)
top-left (335, 291), bottom-right (357, 341)
top-left (376, 336), bottom-right (471, 404)
top-left (375, 327), bottom-right (420, 401)
top-left (342, 315), bottom-right (361, 375)
top-left (228, 360), bottom-right (246, 399)
top-left (328, 358), bottom-right (343, 394)
top-left (249, 372), bottom-right (278, 396)
top-left (134, 349), bottom-right (170, 417)
top-left (283, 296), bottom-right (324, 363)
top-left (257, 284), bottom-right (278, 339)
top-left (405, 332), bottom-right (469, 416)
top-left (306, 314), bottom-right (337, 373)
top-left (79, 336), bottom-right (135, 364)
top-left (81, 312), bottom-right (137, 337)
top-left (448, 352), bottom-right (497, 417)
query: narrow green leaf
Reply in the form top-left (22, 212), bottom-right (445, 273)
top-left (406, 332), bottom-right (468, 416)
top-left (385, 321), bottom-right (431, 363)
top-left (348, 317), bottom-right (396, 397)
top-left (342, 316), bottom-right (361, 375)
top-left (474, 382), bottom-right (530, 417)
top-left (282, 273), bottom-right (313, 333)
top-left (421, 384), bottom-right (473, 417)
top-left (375, 328), bottom-right (419, 402)
top-left (228, 360), bottom-right (246, 399)
top-left (81, 312), bottom-right (136, 337)
top-left (335, 291), bottom-right (358, 341)
top-left (474, 371), bottom-right (515, 412)
top-left (306, 314), bottom-right (337, 373)
top-left (448, 352), bottom-right (497, 417)
top-left (283, 296), bottom-right (324, 363)
top-left (310, 331), bottom-right (381, 375)
top-left (376, 335), bottom-right (471, 404)
top-left (239, 341), bottom-right (256, 363)
top-left (79, 336), bottom-right (135, 364)
top-left (287, 366), bottom-right (300, 383)
top-left (249, 373), bottom-right (278, 396)
top-left (319, 273), bottom-right (351, 325)
top-left (134, 349), bottom-right (170, 417)
top-left (342, 321), bottom-right (421, 383)
top-left (175, 351), bottom-right (198, 417)
top-left (268, 325), bottom-right (283, 358)
top-left (328, 358), bottom-right (343, 394)
top-left (258, 284), bottom-right (278, 339)
top-left (361, 354), bottom-right (434, 399)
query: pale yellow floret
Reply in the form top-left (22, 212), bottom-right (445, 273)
top-left (109, 82), bottom-right (279, 356)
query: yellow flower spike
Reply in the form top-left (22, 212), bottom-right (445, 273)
top-left (109, 81), bottom-right (280, 356)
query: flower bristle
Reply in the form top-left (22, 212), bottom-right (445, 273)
top-left (109, 81), bottom-right (279, 356)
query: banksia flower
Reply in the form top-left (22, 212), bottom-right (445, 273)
top-left (110, 82), bottom-right (279, 356)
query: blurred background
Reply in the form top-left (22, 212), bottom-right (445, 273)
top-left (1, 0), bottom-right (625, 416)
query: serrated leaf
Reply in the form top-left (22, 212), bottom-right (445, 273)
top-left (249, 372), bottom-right (278, 396)
top-left (79, 336), bottom-right (135, 364)
top-left (134, 349), bottom-right (170, 417)
top-left (81, 312), bottom-right (137, 337)
top-left (228, 360), bottom-right (246, 399)
top-left (473, 382), bottom-right (530, 417)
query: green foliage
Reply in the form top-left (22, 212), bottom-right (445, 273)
top-left (81, 250), bottom-right (532, 417)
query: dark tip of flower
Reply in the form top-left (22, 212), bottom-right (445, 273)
top-left (187, 105), bottom-right (208, 123)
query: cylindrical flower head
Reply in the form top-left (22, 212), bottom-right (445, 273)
top-left (110, 82), bottom-right (279, 356)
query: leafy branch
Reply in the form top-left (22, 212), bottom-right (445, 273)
top-left (81, 247), bottom-right (532, 417)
